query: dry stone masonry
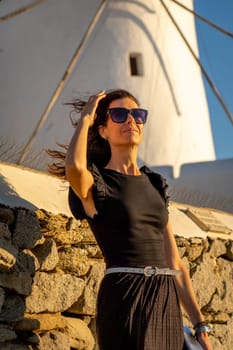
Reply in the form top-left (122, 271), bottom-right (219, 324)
top-left (0, 204), bottom-right (233, 349)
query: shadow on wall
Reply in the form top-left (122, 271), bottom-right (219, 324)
top-left (0, 174), bottom-right (37, 211)
top-left (0, 137), bottom-right (49, 173)
top-left (150, 161), bottom-right (233, 214)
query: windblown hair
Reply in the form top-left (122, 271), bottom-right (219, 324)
top-left (47, 89), bottom-right (139, 179)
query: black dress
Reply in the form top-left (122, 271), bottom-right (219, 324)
top-left (69, 164), bottom-right (185, 350)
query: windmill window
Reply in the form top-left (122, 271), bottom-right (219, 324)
top-left (129, 53), bottom-right (143, 76)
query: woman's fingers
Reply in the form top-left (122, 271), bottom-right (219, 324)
top-left (90, 90), bottom-right (106, 104)
top-left (88, 90), bottom-right (106, 107)
top-left (96, 89), bottom-right (106, 96)
top-left (81, 90), bottom-right (106, 123)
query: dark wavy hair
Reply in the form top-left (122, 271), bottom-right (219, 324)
top-left (47, 89), bottom-right (139, 179)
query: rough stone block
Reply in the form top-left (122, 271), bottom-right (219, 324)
top-left (58, 247), bottom-right (90, 276)
top-left (0, 237), bottom-right (18, 270)
top-left (225, 240), bottom-right (233, 260)
top-left (12, 209), bottom-right (43, 249)
top-left (0, 271), bottom-right (33, 295)
top-left (17, 313), bottom-right (68, 332)
top-left (14, 316), bottom-right (40, 332)
top-left (191, 253), bottom-right (218, 308)
top-left (0, 295), bottom-right (25, 322)
top-left (208, 238), bottom-right (227, 257)
top-left (39, 330), bottom-right (71, 350)
top-left (36, 209), bottom-right (70, 237)
top-left (0, 206), bottom-right (15, 225)
top-left (0, 325), bottom-right (17, 343)
top-left (25, 272), bottom-right (84, 313)
top-left (210, 258), bottom-right (233, 313)
top-left (0, 222), bottom-right (12, 239)
top-left (32, 239), bottom-right (59, 271)
top-left (64, 317), bottom-right (95, 350)
top-left (187, 243), bottom-right (203, 262)
top-left (68, 262), bottom-right (105, 316)
top-left (10, 251), bottom-right (36, 275)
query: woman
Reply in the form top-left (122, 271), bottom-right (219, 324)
top-left (49, 89), bottom-right (212, 350)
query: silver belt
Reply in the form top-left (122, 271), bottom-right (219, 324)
top-left (105, 266), bottom-right (181, 277)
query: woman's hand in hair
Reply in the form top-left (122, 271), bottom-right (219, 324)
top-left (81, 90), bottom-right (106, 126)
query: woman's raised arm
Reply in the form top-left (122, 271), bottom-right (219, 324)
top-left (65, 90), bottom-right (106, 200)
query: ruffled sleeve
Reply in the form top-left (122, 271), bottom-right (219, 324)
top-left (140, 165), bottom-right (169, 207)
top-left (68, 163), bottom-right (106, 220)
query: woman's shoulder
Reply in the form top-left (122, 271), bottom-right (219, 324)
top-left (140, 165), bottom-right (169, 206)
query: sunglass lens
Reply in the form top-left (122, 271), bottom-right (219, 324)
top-left (109, 108), bottom-right (127, 123)
top-left (131, 109), bottom-right (147, 124)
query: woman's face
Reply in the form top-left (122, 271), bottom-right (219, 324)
top-left (99, 97), bottom-right (145, 147)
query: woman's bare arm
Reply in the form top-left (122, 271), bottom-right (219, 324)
top-left (66, 116), bottom-right (94, 199)
top-left (65, 91), bottom-right (106, 216)
top-left (164, 219), bottom-right (212, 350)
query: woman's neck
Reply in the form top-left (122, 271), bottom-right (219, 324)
top-left (105, 149), bottom-right (140, 175)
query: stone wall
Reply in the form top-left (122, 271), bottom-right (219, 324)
top-left (0, 204), bottom-right (233, 349)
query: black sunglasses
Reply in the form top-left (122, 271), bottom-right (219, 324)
top-left (107, 108), bottom-right (148, 124)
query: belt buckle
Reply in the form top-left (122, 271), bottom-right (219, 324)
top-left (144, 266), bottom-right (157, 277)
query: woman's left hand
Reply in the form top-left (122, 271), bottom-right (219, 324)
top-left (196, 332), bottom-right (212, 350)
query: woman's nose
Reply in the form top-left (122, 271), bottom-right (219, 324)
top-left (126, 112), bottom-right (134, 123)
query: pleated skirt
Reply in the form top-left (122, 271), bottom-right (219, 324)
top-left (96, 273), bottom-right (185, 350)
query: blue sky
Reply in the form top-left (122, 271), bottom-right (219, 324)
top-left (194, 0), bottom-right (233, 160)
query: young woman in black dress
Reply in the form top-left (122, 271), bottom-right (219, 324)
top-left (50, 89), bottom-right (212, 350)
